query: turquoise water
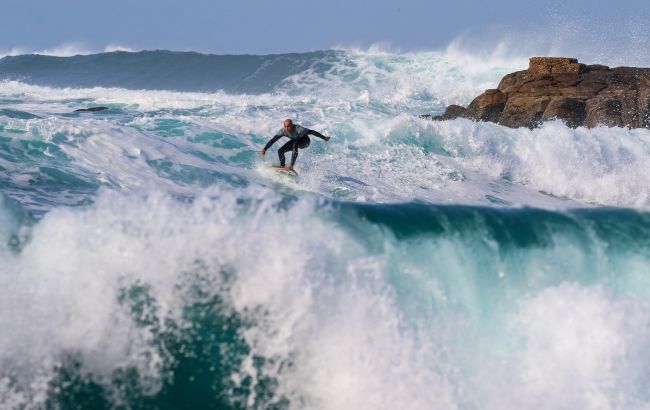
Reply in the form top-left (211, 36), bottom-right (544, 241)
top-left (1, 49), bottom-right (650, 409)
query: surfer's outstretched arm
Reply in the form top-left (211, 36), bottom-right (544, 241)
top-left (306, 129), bottom-right (331, 141)
top-left (259, 134), bottom-right (283, 156)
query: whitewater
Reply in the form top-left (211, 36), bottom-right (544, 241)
top-left (1, 48), bottom-right (650, 409)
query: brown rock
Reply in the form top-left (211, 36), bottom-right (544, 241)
top-left (542, 97), bottom-right (586, 127)
top-left (422, 56), bottom-right (650, 128)
top-left (585, 97), bottom-right (623, 127)
top-left (466, 89), bottom-right (507, 122)
top-left (518, 79), bottom-right (554, 94)
top-left (423, 104), bottom-right (468, 121)
top-left (576, 78), bottom-right (608, 97)
top-left (497, 72), bottom-right (521, 90)
top-left (620, 90), bottom-right (640, 127)
top-left (484, 88), bottom-right (505, 98)
top-left (587, 64), bottom-right (610, 71)
top-left (637, 88), bottom-right (650, 127)
top-left (528, 57), bottom-right (586, 76)
top-left (442, 104), bottom-right (468, 119)
top-left (500, 96), bottom-right (551, 128)
top-left (551, 74), bottom-right (582, 87)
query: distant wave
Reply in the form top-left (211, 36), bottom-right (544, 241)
top-left (0, 50), bottom-right (344, 94)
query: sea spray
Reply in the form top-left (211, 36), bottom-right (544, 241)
top-left (1, 48), bottom-right (650, 409)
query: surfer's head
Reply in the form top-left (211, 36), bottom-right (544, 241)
top-left (284, 118), bottom-right (294, 132)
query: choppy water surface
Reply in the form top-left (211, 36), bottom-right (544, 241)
top-left (1, 48), bottom-right (650, 409)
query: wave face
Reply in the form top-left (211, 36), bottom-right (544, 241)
top-left (2, 48), bottom-right (650, 409)
top-left (0, 50), bottom-right (339, 94)
top-left (0, 49), bottom-right (518, 97)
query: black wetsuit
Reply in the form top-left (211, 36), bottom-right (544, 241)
top-left (263, 124), bottom-right (326, 167)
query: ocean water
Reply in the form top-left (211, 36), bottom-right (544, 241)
top-left (1, 48), bottom-right (650, 410)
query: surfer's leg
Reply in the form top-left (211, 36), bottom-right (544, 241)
top-left (289, 137), bottom-right (310, 167)
top-left (297, 136), bottom-right (311, 149)
top-left (290, 140), bottom-right (299, 167)
top-left (278, 140), bottom-right (294, 167)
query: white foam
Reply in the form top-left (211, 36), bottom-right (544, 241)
top-left (4, 42), bottom-right (650, 409)
top-left (0, 43), bottom-right (139, 59)
top-left (3, 186), bottom-right (650, 408)
top-left (0, 43), bottom-right (94, 58)
top-left (0, 188), bottom-right (461, 408)
top-left (428, 119), bottom-right (650, 207)
top-left (478, 283), bottom-right (650, 409)
top-left (356, 223), bottom-right (650, 410)
top-left (0, 114), bottom-right (258, 203)
top-left (5, 79), bottom-right (647, 209)
top-left (103, 44), bottom-right (138, 53)
top-left (441, 15), bottom-right (650, 68)
top-left (2, 46), bottom-right (650, 209)
top-left (279, 47), bottom-right (520, 107)
top-left (0, 44), bottom-right (521, 110)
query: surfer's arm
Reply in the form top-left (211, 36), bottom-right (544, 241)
top-left (262, 134), bottom-right (283, 152)
top-left (306, 129), bottom-right (330, 141)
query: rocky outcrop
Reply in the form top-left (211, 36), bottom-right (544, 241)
top-left (423, 57), bottom-right (650, 128)
top-left (74, 106), bottom-right (109, 112)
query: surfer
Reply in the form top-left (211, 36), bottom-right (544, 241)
top-left (259, 119), bottom-right (330, 170)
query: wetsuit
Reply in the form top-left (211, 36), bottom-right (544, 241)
top-left (263, 124), bottom-right (326, 167)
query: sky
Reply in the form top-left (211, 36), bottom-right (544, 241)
top-left (1, 0), bottom-right (650, 57)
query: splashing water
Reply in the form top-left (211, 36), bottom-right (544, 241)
top-left (2, 48), bottom-right (650, 409)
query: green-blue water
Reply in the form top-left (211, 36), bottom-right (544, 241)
top-left (1, 49), bottom-right (650, 410)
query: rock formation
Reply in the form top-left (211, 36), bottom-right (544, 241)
top-left (74, 106), bottom-right (109, 112)
top-left (422, 57), bottom-right (650, 128)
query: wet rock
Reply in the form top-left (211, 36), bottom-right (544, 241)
top-left (423, 57), bottom-right (650, 128)
top-left (420, 104), bottom-right (467, 120)
top-left (528, 57), bottom-right (585, 76)
top-left (500, 95), bottom-right (550, 128)
top-left (74, 106), bottom-right (109, 112)
top-left (466, 89), bottom-right (507, 122)
top-left (542, 97), bottom-right (586, 128)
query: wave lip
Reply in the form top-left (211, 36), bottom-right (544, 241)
top-left (0, 47), bottom-right (519, 103)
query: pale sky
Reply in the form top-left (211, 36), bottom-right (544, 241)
top-left (1, 0), bottom-right (649, 58)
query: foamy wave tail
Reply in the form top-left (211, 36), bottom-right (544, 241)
top-left (2, 188), bottom-right (650, 408)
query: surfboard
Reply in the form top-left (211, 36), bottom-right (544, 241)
top-left (272, 166), bottom-right (298, 177)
